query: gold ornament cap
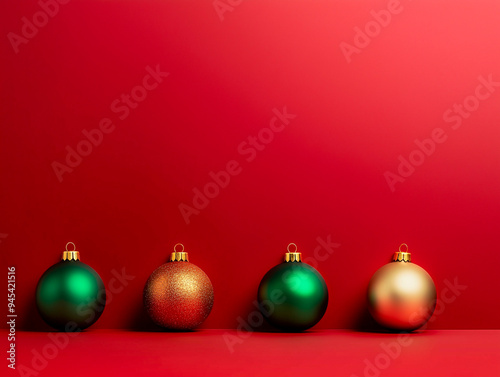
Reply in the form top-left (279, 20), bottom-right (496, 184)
top-left (169, 243), bottom-right (189, 262)
top-left (284, 243), bottom-right (302, 263)
top-left (62, 242), bottom-right (80, 261)
top-left (393, 243), bottom-right (411, 262)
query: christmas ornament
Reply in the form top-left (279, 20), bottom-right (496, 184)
top-left (257, 243), bottom-right (328, 331)
top-left (143, 243), bottom-right (214, 330)
top-left (367, 243), bottom-right (437, 331)
top-left (36, 242), bottom-right (106, 331)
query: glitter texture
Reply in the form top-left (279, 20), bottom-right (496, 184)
top-left (143, 261), bottom-right (214, 330)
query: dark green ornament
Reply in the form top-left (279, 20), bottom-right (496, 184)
top-left (257, 243), bottom-right (328, 331)
top-left (36, 243), bottom-right (105, 331)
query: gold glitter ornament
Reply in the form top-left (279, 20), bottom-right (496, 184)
top-left (143, 243), bottom-right (214, 330)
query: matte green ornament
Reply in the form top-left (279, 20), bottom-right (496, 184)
top-left (257, 243), bottom-right (328, 331)
top-left (36, 242), bottom-right (106, 331)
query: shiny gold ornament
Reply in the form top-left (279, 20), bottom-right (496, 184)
top-left (367, 243), bottom-right (437, 331)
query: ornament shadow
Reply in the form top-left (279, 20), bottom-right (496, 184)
top-left (253, 328), bottom-right (324, 334)
top-left (127, 292), bottom-right (202, 333)
top-left (22, 297), bottom-right (97, 333)
top-left (350, 301), bottom-right (433, 335)
top-left (239, 300), bottom-right (318, 334)
top-left (20, 289), bottom-right (54, 332)
top-left (127, 292), bottom-right (162, 332)
top-left (351, 300), bottom-right (389, 333)
top-left (239, 300), bottom-right (279, 333)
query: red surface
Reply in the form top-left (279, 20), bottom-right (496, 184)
top-left (6, 330), bottom-right (500, 377)
top-left (1, 0), bottom-right (500, 331)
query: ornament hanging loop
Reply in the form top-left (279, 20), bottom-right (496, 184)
top-left (66, 242), bottom-right (76, 251)
top-left (285, 242), bottom-right (302, 263)
top-left (393, 243), bottom-right (411, 263)
top-left (62, 242), bottom-right (80, 261)
top-left (170, 243), bottom-right (189, 262)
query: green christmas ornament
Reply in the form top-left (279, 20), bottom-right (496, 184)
top-left (257, 243), bottom-right (328, 331)
top-left (36, 242), bottom-right (106, 331)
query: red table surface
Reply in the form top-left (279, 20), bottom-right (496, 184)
top-left (5, 330), bottom-right (499, 377)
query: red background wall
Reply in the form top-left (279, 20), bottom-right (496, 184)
top-left (1, 0), bottom-right (499, 330)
